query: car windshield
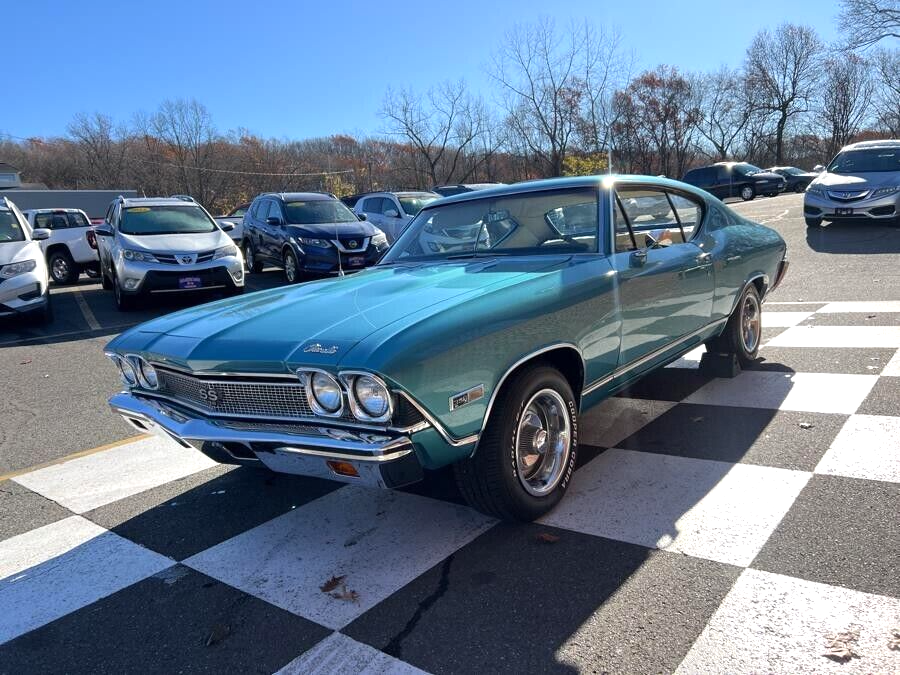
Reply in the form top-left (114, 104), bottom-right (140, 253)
top-left (284, 200), bottom-right (358, 224)
top-left (784, 167), bottom-right (806, 176)
top-left (733, 163), bottom-right (762, 176)
top-left (827, 149), bottom-right (900, 174)
top-left (381, 187), bottom-right (598, 263)
top-left (398, 195), bottom-right (438, 216)
top-left (0, 209), bottom-right (26, 242)
top-left (35, 211), bottom-right (89, 228)
top-left (120, 205), bottom-right (217, 235)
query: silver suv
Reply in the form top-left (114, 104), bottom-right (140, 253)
top-left (353, 191), bottom-right (438, 243)
top-left (95, 196), bottom-right (244, 310)
top-left (804, 139), bottom-right (900, 228)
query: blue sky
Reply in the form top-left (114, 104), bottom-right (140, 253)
top-left (5, 0), bottom-right (841, 140)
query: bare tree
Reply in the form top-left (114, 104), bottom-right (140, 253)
top-left (871, 48), bottom-right (900, 134)
top-left (820, 54), bottom-right (874, 155)
top-left (745, 24), bottom-right (823, 164)
top-left (839, 0), bottom-right (900, 49)
top-left (695, 68), bottom-right (753, 160)
top-left (66, 113), bottom-right (131, 188)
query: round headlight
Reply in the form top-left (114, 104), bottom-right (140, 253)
top-left (116, 356), bottom-right (138, 387)
top-left (353, 375), bottom-right (390, 418)
top-left (310, 371), bottom-right (342, 414)
top-left (139, 359), bottom-right (159, 389)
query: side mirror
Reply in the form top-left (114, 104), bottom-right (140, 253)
top-left (813, 164), bottom-right (825, 173)
top-left (265, 216), bottom-right (283, 226)
top-left (357, 213), bottom-right (367, 221)
top-left (220, 222), bottom-right (235, 232)
top-left (630, 249), bottom-right (647, 267)
top-left (384, 208), bottom-right (400, 218)
top-left (31, 228), bottom-right (51, 241)
top-left (94, 224), bottom-right (113, 237)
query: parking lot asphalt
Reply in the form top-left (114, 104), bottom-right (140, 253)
top-left (1, 192), bottom-right (898, 476)
top-left (1, 192), bottom-right (899, 673)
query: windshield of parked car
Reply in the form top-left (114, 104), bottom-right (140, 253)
top-left (119, 205), bottom-right (217, 235)
top-left (827, 149), bottom-right (900, 174)
top-left (283, 200), bottom-right (359, 224)
top-left (733, 163), bottom-right (763, 176)
top-left (783, 167), bottom-right (807, 176)
top-left (380, 187), bottom-right (598, 262)
top-left (34, 211), bottom-right (90, 229)
top-left (0, 209), bottom-right (26, 242)
top-left (398, 195), bottom-right (438, 216)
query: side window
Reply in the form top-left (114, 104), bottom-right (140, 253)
top-left (668, 193), bottom-right (703, 240)
top-left (35, 213), bottom-right (54, 229)
top-left (714, 166), bottom-right (728, 182)
top-left (268, 201), bottom-right (283, 222)
top-left (613, 197), bottom-right (636, 252)
top-left (250, 200), bottom-right (265, 220)
top-left (618, 188), bottom-right (685, 246)
top-left (362, 197), bottom-right (383, 213)
top-left (231, 206), bottom-right (247, 217)
top-left (384, 198), bottom-right (400, 215)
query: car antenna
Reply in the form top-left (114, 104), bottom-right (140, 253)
top-left (335, 213), bottom-right (345, 277)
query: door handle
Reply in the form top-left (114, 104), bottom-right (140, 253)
top-left (697, 252), bottom-right (712, 263)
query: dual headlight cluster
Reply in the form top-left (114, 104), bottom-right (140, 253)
top-left (300, 369), bottom-right (392, 423)
top-left (108, 353), bottom-right (159, 390)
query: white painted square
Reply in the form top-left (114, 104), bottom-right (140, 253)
top-left (580, 398), bottom-right (676, 448)
top-left (882, 348), bottom-right (900, 376)
top-left (665, 345), bottom-right (705, 369)
top-left (765, 325), bottom-right (900, 349)
top-left (540, 449), bottom-right (810, 567)
top-left (815, 415), bottom-right (900, 483)
top-left (276, 632), bottom-right (429, 674)
top-left (0, 516), bottom-right (172, 645)
top-left (185, 487), bottom-right (495, 630)
top-left (13, 436), bottom-right (217, 514)
top-left (762, 311), bottom-right (814, 328)
top-left (817, 300), bottom-right (900, 314)
top-left (684, 371), bottom-right (877, 414)
top-left (676, 569), bottom-right (900, 675)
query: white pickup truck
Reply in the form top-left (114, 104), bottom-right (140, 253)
top-left (22, 208), bottom-right (100, 284)
top-left (215, 202), bottom-right (249, 245)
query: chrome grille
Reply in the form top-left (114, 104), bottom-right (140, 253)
top-left (155, 368), bottom-right (353, 421)
top-left (154, 253), bottom-right (178, 264)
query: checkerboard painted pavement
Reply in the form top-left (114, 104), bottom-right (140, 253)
top-left (2, 300), bottom-right (898, 674)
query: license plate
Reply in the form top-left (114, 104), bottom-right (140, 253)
top-left (179, 276), bottom-right (202, 289)
top-left (835, 208), bottom-right (854, 215)
top-left (347, 256), bottom-right (365, 267)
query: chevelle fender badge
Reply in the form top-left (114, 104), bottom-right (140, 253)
top-left (303, 343), bottom-right (339, 355)
top-left (450, 384), bottom-right (485, 411)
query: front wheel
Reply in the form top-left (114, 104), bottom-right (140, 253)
top-left (706, 284), bottom-right (762, 367)
top-left (454, 366), bottom-right (578, 521)
top-left (283, 249), bottom-right (301, 284)
top-left (805, 216), bottom-right (823, 228)
top-left (794, 183), bottom-right (806, 194)
top-left (740, 185), bottom-right (756, 201)
top-left (113, 274), bottom-right (137, 311)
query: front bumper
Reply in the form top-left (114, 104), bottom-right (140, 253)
top-left (116, 257), bottom-right (244, 295)
top-left (804, 192), bottom-right (899, 222)
top-left (294, 243), bottom-right (385, 274)
top-left (0, 271), bottom-right (49, 316)
top-left (109, 392), bottom-right (424, 488)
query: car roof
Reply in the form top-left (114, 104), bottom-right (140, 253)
top-left (365, 191), bottom-right (438, 198)
top-left (120, 197), bottom-right (201, 207)
top-left (428, 174), bottom-right (707, 208)
top-left (260, 192), bottom-right (336, 202)
top-left (23, 208), bottom-right (88, 214)
top-left (841, 139), bottom-right (900, 151)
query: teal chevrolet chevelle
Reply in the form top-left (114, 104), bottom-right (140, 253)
top-left (105, 175), bottom-right (788, 521)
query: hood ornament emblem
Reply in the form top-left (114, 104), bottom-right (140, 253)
top-left (180, 255), bottom-right (194, 264)
top-left (303, 343), bottom-right (339, 355)
top-left (348, 240), bottom-right (358, 249)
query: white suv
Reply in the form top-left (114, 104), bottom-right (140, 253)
top-left (95, 196), bottom-right (244, 311)
top-left (22, 208), bottom-right (99, 284)
top-left (0, 198), bottom-right (52, 323)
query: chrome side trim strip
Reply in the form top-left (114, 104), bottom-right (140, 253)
top-left (582, 317), bottom-right (728, 396)
top-left (397, 391), bottom-right (480, 448)
top-left (273, 445), bottom-right (412, 463)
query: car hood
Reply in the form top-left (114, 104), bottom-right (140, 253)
top-left (0, 240), bottom-right (41, 266)
top-left (286, 221), bottom-right (376, 239)
top-left (811, 172), bottom-right (899, 190)
top-left (108, 257), bottom-right (567, 371)
top-left (118, 230), bottom-right (230, 252)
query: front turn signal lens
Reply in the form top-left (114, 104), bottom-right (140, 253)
top-left (326, 460), bottom-right (359, 477)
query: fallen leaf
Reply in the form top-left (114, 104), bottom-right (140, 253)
top-left (535, 532), bottom-right (560, 544)
top-left (330, 588), bottom-right (360, 602)
top-left (319, 575), bottom-right (346, 593)
top-left (799, 422), bottom-right (814, 430)
top-left (823, 624), bottom-right (861, 662)
top-left (19, 358), bottom-right (32, 365)
top-left (203, 622), bottom-right (231, 647)
top-left (888, 627), bottom-right (900, 650)
top-left (866, 314), bottom-right (877, 320)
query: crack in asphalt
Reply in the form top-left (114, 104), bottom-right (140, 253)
top-left (382, 553), bottom-right (455, 659)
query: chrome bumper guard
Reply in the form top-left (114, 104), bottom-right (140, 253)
top-left (109, 392), bottom-right (424, 488)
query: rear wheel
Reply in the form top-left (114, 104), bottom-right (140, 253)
top-left (794, 183), bottom-right (806, 193)
top-left (48, 250), bottom-right (78, 285)
top-left (706, 284), bottom-right (762, 367)
top-left (283, 249), bottom-right (301, 284)
top-left (740, 185), bottom-right (756, 201)
top-left (454, 366), bottom-right (578, 521)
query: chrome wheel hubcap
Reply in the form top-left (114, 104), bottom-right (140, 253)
top-left (742, 187), bottom-right (753, 200)
top-left (52, 258), bottom-right (69, 280)
top-left (244, 245), bottom-right (253, 271)
top-left (285, 254), bottom-right (296, 281)
top-left (515, 389), bottom-right (572, 497)
top-left (741, 294), bottom-right (761, 352)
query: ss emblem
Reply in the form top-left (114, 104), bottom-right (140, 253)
top-left (198, 387), bottom-right (219, 403)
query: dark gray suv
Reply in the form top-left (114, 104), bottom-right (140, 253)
top-left (683, 162), bottom-right (786, 201)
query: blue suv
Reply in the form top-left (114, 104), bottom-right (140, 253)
top-left (241, 192), bottom-right (388, 282)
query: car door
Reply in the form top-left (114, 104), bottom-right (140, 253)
top-left (359, 197), bottom-right (386, 232)
top-left (64, 211), bottom-right (95, 263)
top-left (380, 196), bottom-right (406, 242)
top-left (263, 200), bottom-right (286, 261)
top-left (608, 185), bottom-right (715, 367)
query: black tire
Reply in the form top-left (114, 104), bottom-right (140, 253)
top-left (454, 365), bottom-right (578, 521)
top-left (283, 248), bottom-right (301, 284)
top-left (243, 240), bottom-right (263, 273)
top-left (48, 250), bottom-right (78, 285)
top-left (113, 274), bottom-right (137, 311)
top-left (740, 185), bottom-right (756, 201)
top-left (805, 216), bottom-right (823, 228)
top-left (794, 183), bottom-right (806, 194)
top-left (101, 269), bottom-right (113, 290)
top-left (706, 284), bottom-right (762, 367)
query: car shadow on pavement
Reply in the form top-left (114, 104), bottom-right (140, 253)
top-left (805, 221), bottom-right (900, 254)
